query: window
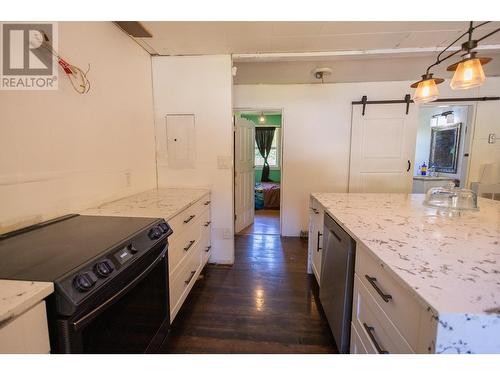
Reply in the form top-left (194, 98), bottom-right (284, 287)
top-left (255, 128), bottom-right (280, 168)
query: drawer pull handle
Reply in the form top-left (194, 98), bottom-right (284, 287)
top-left (183, 240), bottom-right (196, 252)
top-left (204, 201), bottom-right (211, 206)
top-left (311, 208), bottom-right (319, 214)
top-left (184, 271), bottom-right (196, 285)
top-left (363, 323), bottom-right (389, 354)
top-left (205, 246), bottom-right (211, 253)
top-left (183, 215), bottom-right (196, 224)
top-left (204, 221), bottom-right (212, 227)
top-left (365, 275), bottom-right (392, 303)
top-left (317, 231), bottom-right (322, 252)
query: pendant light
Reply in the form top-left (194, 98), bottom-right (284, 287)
top-left (258, 112), bottom-right (266, 124)
top-left (411, 73), bottom-right (444, 104)
top-left (448, 52), bottom-right (491, 90)
top-left (410, 21), bottom-right (499, 100)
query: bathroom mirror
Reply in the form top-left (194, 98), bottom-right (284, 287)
top-left (429, 123), bottom-right (461, 174)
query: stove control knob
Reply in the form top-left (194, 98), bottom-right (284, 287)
top-left (148, 227), bottom-right (162, 240)
top-left (73, 273), bottom-right (95, 292)
top-left (94, 260), bottom-right (114, 278)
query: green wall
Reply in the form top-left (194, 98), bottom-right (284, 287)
top-left (241, 113), bottom-right (282, 126)
top-left (255, 169), bottom-right (281, 182)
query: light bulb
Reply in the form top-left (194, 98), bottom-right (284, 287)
top-left (413, 79), bottom-right (439, 104)
top-left (258, 113), bottom-right (266, 124)
top-left (450, 58), bottom-right (485, 90)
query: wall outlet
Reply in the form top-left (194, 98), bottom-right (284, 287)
top-left (488, 133), bottom-right (496, 144)
top-left (223, 228), bottom-right (233, 239)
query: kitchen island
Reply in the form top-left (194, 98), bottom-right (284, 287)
top-left (310, 193), bottom-right (500, 354)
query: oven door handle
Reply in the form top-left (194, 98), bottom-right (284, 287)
top-left (72, 246), bottom-right (167, 331)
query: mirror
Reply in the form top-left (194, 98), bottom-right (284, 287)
top-left (429, 123), bottom-right (461, 174)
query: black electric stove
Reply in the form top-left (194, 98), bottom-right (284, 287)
top-left (0, 214), bottom-right (173, 353)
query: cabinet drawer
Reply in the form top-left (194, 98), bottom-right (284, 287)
top-left (0, 301), bottom-right (50, 354)
top-left (356, 243), bottom-right (421, 350)
top-left (168, 210), bottom-right (208, 274)
top-left (169, 245), bottom-right (202, 322)
top-left (350, 323), bottom-right (369, 354)
top-left (167, 193), bottom-right (210, 243)
top-left (352, 275), bottom-right (413, 354)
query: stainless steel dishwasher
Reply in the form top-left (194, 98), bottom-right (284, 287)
top-left (319, 212), bottom-right (356, 354)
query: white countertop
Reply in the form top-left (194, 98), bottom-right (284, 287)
top-left (311, 193), bottom-right (500, 315)
top-left (312, 193), bottom-right (500, 353)
top-left (0, 280), bottom-right (53, 326)
top-left (82, 188), bottom-right (210, 220)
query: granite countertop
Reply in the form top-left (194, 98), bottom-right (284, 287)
top-left (0, 280), bottom-right (53, 326)
top-left (311, 193), bottom-right (500, 353)
top-left (82, 188), bottom-right (210, 220)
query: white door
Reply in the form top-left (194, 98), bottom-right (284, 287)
top-left (349, 104), bottom-right (418, 193)
top-left (234, 116), bottom-right (255, 233)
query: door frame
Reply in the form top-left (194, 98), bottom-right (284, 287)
top-left (232, 107), bottom-right (284, 235)
top-left (417, 101), bottom-right (477, 189)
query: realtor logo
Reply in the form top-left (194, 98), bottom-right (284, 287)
top-left (0, 22), bottom-right (58, 90)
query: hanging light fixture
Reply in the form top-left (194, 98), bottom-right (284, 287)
top-left (411, 73), bottom-right (444, 104)
top-left (411, 21), bottom-right (499, 101)
top-left (258, 112), bottom-right (266, 124)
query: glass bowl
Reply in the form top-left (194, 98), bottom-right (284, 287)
top-left (423, 183), bottom-right (479, 211)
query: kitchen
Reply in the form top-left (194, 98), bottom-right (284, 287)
top-left (1, 2), bottom-right (500, 373)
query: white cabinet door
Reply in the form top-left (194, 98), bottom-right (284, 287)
top-left (234, 116), bottom-right (255, 233)
top-left (308, 198), bottom-right (323, 285)
top-left (349, 104), bottom-right (418, 193)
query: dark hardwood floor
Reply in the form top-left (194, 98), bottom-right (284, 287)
top-left (239, 209), bottom-right (281, 235)
top-left (161, 233), bottom-right (337, 354)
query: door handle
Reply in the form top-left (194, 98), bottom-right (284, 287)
top-left (363, 323), bottom-right (389, 354)
top-left (407, 160), bottom-right (411, 172)
top-left (316, 231), bottom-right (323, 252)
top-left (183, 240), bottom-right (196, 252)
top-left (365, 275), bottom-right (392, 303)
top-left (183, 215), bottom-right (196, 224)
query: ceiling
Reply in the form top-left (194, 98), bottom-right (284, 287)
top-left (127, 21), bottom-right (500, 84)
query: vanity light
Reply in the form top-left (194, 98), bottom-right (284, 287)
top-left (411, 73), bottom-right (444, 104)
top-left (411, 21), bottom-right (499, 101)
top-left (448, 52), bottom-right (491, 90)
top-left (258, 112), bottom-right (266, 124)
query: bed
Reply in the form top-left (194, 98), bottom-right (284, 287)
top-left (255, 182), bottom-right (281, 209)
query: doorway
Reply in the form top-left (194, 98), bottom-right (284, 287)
top-left (412, 104), bottom-right (474, 192)
top-left (234, 109), bottom-right (283, 235)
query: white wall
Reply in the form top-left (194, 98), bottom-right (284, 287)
top-left (151, 55), bottom-right (234, 264)
top-left (0, 22), bottom-right (157, 234)
top-left (234, 78), bottom-right (500, 236)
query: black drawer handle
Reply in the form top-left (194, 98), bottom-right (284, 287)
top-left (317, 231), bottom-right (322, 252)
top-left (205, 245), bottom-right (211, 253)
top-left (204, 200), bottom-right (211, 206)
top-left (204, 221), bottom-right (211, 227)
top-left (184, 270), bottom-right (196, 285)
top-left (311, 208), bottom-right (319, 214)
top-left (183, 215), bottom-right (196, 224)
top-left (183, 240), bottom-right (196, 252)
top-left (363, 323), bottom-right (389, 354)
top-left (365, 275), bottom-right (392, 303)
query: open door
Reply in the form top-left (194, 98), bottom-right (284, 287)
top-left (349, 103), bottom-right (418, 193)
top-left (234, 116), bottom-right (255, 233)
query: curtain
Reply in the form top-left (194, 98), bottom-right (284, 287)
top-left (255, 127), bottom-right (276, 182)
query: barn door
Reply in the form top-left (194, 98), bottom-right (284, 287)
top-left (349, 103), bottom-right (418, 193)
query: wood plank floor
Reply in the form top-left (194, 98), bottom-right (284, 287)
top-left (239, 210), bottom-right (280, 235)
top-left (161, 233), bottom-right (337, 353)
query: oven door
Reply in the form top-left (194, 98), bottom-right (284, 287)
top-left (54, 243), bottom-right (170, 353)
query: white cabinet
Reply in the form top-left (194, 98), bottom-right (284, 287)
top-left (352, 243), bottom-right (436, 354)
top-left (0, 301), bottom-right (50, 354)
top-left (167, 193), bottom-right (211, 322)
top-left (308, 197), bottom-right (324, 285)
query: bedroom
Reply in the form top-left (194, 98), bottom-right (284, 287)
top-left (234, 110), bottom-right (282, 235)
